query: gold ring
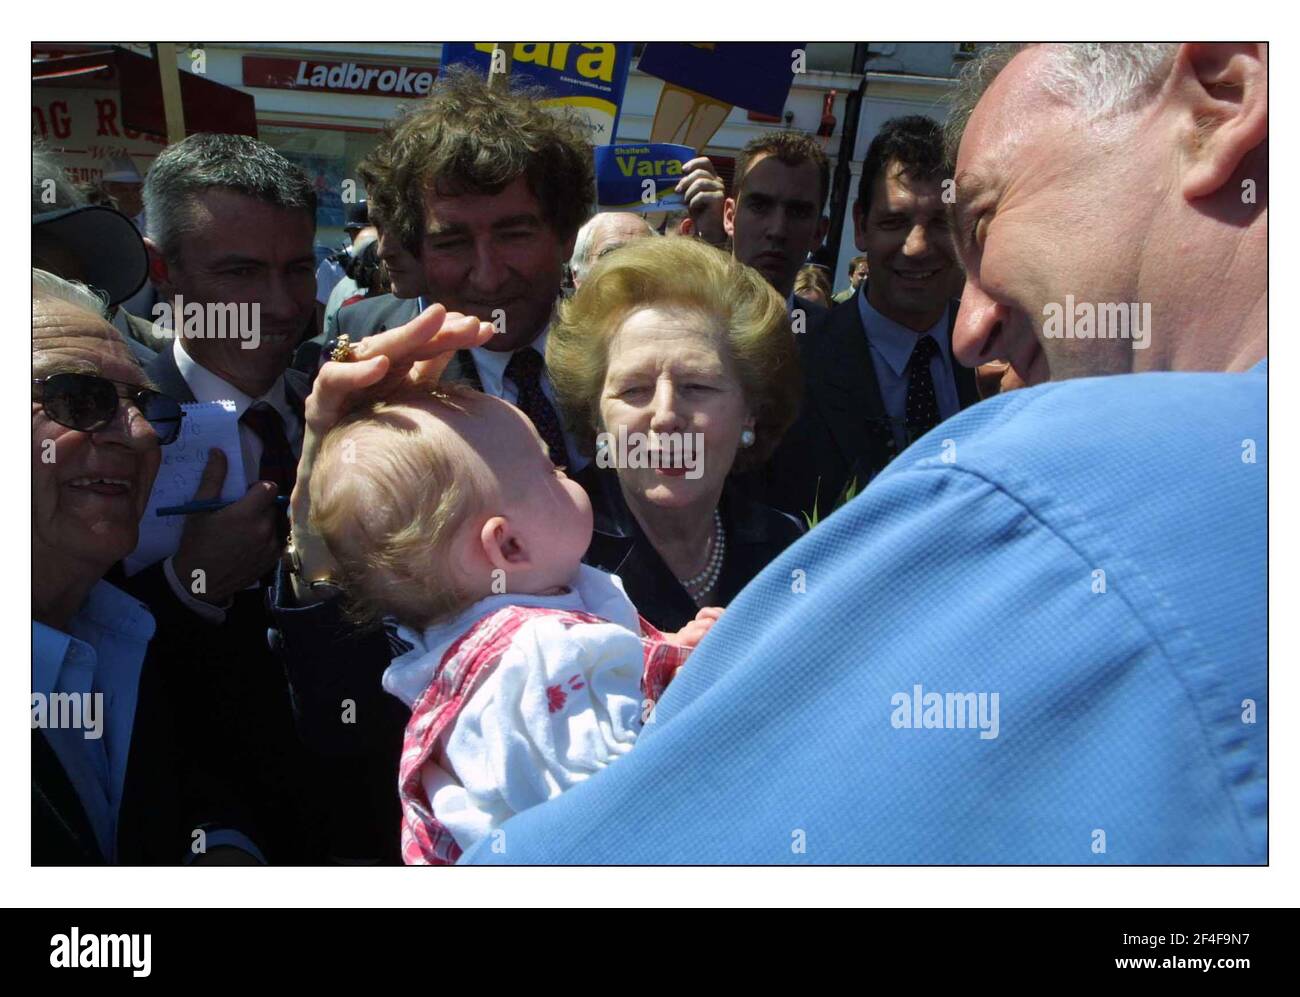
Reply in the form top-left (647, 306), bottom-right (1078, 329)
top-left (329, 335), bottom-right (356, 363)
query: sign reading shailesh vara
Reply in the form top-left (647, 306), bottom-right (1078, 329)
top-left (594, 143), bottom-right (694, 213)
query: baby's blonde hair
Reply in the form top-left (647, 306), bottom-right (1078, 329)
top-left (309, 383), bottom-right (492, 630)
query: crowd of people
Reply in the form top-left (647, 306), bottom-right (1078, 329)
top-left (32, 43), bottom-right (1266, 865)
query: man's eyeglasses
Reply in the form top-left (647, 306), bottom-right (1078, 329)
top-left (33, 373), bottom-right (185, 445)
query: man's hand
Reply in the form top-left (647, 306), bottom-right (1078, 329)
top-left (172, 449), bottom-right (281, 605)
top-left (674, 157), bottom-right (728, 246)
top-left (671, 606), bottom-right (724, 649)
top-left (288, 304), bottom-right (496, 602)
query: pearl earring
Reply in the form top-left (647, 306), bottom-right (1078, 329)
top-left (740, 428), bottom-right (755, 447)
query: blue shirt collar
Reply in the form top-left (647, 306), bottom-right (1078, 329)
top-left (858, 288), bottom-right (951, 377)
top-left (32, 579), bottom-right (155, 697)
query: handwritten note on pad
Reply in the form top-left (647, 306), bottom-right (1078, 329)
top-left (124, 399), bottom-right (248, 575)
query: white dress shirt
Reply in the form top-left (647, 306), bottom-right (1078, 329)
top-left (173, 338), bottom-right (302, 486)
top-left (166, 339), bottom-right (303, 621)
top-left (467, 329), bottom-right (589, 471)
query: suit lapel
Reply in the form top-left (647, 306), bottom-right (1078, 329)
top-left (32, 730), bottom-right (105, 864)
top-left (810, 290), bottom-right (891, 472)
top-left (144, 343), bottom-right (196, 404)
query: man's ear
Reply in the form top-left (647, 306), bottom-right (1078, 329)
top-left (143, 237), bottom-right (174, 295)
top-left (1176, 43), bottom-right (1267, 201)
top-left (722, 197), bottom-right (737, 239)
top-left (851, 201), bottom-right (869, 252)
top-left (479, 515), bottom-right (530, 572)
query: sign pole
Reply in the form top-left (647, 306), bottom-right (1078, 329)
top-left (151, 42), bottom-right (186, 144)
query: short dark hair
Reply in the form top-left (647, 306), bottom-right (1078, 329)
top-left (846, 253), bottom-right (869, 277)
top-left (734, 131), bottom-right (830, 212)
top-left (143, 133), bottom-right (316, 263)
top-left (363, 65), bottom-right (595, 256)
top-left (855, 115), bottom-right (949, 218)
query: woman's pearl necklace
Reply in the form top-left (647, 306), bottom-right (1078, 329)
top-left (678, 509), bottom-right (725, 600)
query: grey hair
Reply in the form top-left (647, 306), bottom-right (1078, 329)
top-left (569, 212), bottom-right (656, 283)
top-left (143, 132), bottom-right (316, 262)
top-left (945, 43), bottom-right (1180, 165)
top-left (32, 267), bottom-right (110, 320)
top-left (32, 145), bottom-right (86, 215)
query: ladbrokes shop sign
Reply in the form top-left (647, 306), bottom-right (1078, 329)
top-left (243, 56), bottom-right (436, 97)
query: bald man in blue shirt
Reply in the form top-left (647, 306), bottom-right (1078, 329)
top-left (465, 43), bottom-right (1268, 864)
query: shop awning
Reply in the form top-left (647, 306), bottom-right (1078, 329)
top-left (32, 45), bottom-right (257, 138)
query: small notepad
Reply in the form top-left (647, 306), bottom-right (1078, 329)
top-left (124, 399), bottom-right (249, 576)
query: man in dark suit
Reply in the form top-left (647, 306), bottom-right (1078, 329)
top-left (121, 133), bottom-right (352, 863)
top-left (757, 116), bottom-right (981, 522)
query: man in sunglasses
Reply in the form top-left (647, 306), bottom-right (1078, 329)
top-left (32, 269), bottom-right (261, 864)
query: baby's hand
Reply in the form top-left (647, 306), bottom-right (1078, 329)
top-left (671, 607), bottom-right (724, 649)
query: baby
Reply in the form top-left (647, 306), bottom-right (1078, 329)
top-left (310, 383), bottom-right (719, 864)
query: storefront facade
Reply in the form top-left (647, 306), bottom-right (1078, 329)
top-left (192, 43), bottom-right (864, 256)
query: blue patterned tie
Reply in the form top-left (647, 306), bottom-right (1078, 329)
top-left (505, 347), bottom-right (568, 467)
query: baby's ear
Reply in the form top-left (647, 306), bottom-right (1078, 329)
top-left (479, 515), bottom-right (531, 571)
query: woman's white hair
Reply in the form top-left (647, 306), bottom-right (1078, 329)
top-left (32, 267), bottom-right (110, 321)
top-left (946, 43), bottom-right (1180, 163)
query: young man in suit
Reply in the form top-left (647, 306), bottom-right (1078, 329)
top-left (676, 130), bottom-right (832, 332)
top-left (759, 115), bottom-right (981, 521)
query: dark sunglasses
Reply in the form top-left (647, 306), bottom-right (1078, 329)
top-left (33, 373), bottom-right (185, 445)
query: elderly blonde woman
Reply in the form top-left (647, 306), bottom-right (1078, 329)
top-left (272, 240), bottom-right (804, 790)
top-left (547, 236), bottom-right (804, 630)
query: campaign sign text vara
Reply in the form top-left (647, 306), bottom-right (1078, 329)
top-left (594, 143), bottom-right (694, 213)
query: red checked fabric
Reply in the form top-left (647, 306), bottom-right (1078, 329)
top-left (399, 605), bottom-right (689, 865)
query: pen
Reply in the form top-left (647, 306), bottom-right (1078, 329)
top-left (156, 496), bottom-right (291, 517)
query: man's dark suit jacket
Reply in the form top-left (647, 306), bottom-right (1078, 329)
top-left (120, 345), bottom-right (368, 863)
top-left (756, 286), bottom-right (980, 521)
top-left (33, 580), bottom-right (258, 865)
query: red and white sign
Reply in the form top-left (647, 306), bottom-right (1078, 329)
top-left (243, 56), bottom-right (436, 97)
top-left (32, 87), bottom-right (165, 185)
